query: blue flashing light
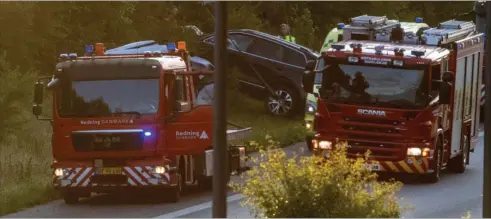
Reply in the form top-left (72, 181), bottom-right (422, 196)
top-left (415, 17), bottom-right (423, 23)
top-left (167, 42), bottom-right (176, 51)
top-left (144, 131), bottom-right (152, 137)
top-left (85, 45), bottom-right (94, 53)
top-left (337, 23), bottom-right (345, 29)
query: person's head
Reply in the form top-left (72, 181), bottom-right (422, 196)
top-left (280, 23), bottom-right (290, 35)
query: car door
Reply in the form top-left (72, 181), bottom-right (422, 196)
top-left (279, 45), bottom-right (308, 94)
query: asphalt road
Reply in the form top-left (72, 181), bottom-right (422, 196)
top-left (3, 132), bottom-right (486, 218)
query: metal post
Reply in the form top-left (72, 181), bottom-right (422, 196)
top-left (212, 1), bottom-right (228, 218)
top-left (484, 1), bottom-right (491, 218)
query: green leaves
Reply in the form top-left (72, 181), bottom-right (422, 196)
top-left (231, 138), bottom-right (405, 218)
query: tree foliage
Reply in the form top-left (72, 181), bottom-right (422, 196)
top-left (0, 1), bottom-right (475, 74)
top-left (231, 136), bottom-right (407, 218)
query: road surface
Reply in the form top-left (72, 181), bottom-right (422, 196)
top-left (4, 132), bottom-right (486, 218)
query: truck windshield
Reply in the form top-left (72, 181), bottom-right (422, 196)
top-left (57, 79), bottom-right (160, 117)
top-left (321, 64), bottom-right (428, 109)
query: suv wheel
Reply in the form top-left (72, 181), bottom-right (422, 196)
top-left (265, 86), bottom-right (299, 117)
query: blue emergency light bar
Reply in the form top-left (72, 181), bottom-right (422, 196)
top-left (337, 23), bottom-right (345, 29)
top-left (167, 42), bottom-right (176, 51)
top-left (415, 17), bottom-right (423, 23)
top-left (85, 45), bottom-right (94, 54)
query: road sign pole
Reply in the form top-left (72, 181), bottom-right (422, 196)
top-left (212, 1), bottom-right (228, 218)
top-left (483, 1), bottom-right (491, 218)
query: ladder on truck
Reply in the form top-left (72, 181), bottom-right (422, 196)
top-left (422, 20), bottom-right (477, 46)
top-left (342, 14), bottom-right (429, 45)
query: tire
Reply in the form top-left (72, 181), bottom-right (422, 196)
top-left (306, 135), bottom-right (313, 151)
top-left (63, 191), bottom-right (79, 204)
top-left (264, 84), bottom-right (301, 117)
top-left (198, 175), bottom-right (213, 191)
top-left (448, 135), bottom-right (469, 173)
top-left (167, 173), bottom-right (182, 203)
top-left (421, 138), bottom-right (443, 183)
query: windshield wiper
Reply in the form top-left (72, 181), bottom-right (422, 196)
top-left (382, 99), bottom-right (416, 109)
top-left (112, 111), bottom-right (141, 116)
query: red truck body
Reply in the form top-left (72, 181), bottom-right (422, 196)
top-left (33, 42), bottom-right (251, 203)
top-left (304, 16), bottom-right (485, 183)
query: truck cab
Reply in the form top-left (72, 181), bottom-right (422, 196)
top-left (302, 15), bottom-right (484, 183)
top-left (32, 41), bottom-right (251, 204)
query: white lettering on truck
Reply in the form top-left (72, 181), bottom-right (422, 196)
top-left (357, 109), bottom-right (386, 116)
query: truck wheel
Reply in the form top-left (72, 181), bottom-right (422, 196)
top-left (198, 175), bottom-right (212, 191)
top-left (167, 174), bottom-right (182, 203)
top-left (63, 191), bottom-right (80, 204)
top-left (306, 135), bottom-right (313, 151)
top-left (448, 135), bottom-right (469, 173)
top-left (422, 138), bottom-right (443, 183)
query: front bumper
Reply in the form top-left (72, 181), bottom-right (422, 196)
top-left (313, 149), bottom-right (431, 174)
top-left (52, 162), bottom-right (178, 189)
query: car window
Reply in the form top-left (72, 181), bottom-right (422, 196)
top-left (282, 47), bottom-right (306, 67)
top-left (246, 38), bottom-right (283, 62)
top-left (229, 34), bottom-right (255, 51)
top-left (204, 36), bottom-right (235, 49)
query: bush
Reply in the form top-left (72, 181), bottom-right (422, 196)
top-left (231, 136), bottom-right (407, 218)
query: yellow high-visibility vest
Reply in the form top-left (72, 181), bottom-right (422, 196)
top-left (279, 35), bottom-right (296, 43)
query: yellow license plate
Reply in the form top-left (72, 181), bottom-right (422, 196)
top-left (98, 167), bottom-right (122, 175)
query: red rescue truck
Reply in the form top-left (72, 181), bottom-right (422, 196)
top-left (32, 41), bottom-right (251, 203)
top-left (302, 15), bottom-right (485, 183)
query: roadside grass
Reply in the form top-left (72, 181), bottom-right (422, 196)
top-left (228, 89), bottom-right (306, 150)
top-left (0, 119), bottom-right (57, 216)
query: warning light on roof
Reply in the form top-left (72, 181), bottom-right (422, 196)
top-left (85, 45), bottom-right (94, 54)
top-left (177, 41), bottom-right (186, 51)
top-left (414, 17), bottom-right (423, 23)
top-left (374, 45), bottom-right (385, 54)
top-left (167, 42), bottom-right (176, 51)
top-left (411, 49), bottom-right (426, 58)
top-left (95, 43), bottom-right (104, 56)
top-left (331, 44), bottom-right (345, 51)
top-left (143, 51), bottom-right (152, 57)
top-left (337, 23), bottom-right (345, 29)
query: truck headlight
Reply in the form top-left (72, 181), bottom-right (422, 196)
top-left (305, 102), bottom-right (316, 114)
top-left (306, 122), bottom-right (312, 129)
top-left (154, 166), bottom-right (166, 174)
top-left (54, 168), bottom-right (64, 177)
top-left (319, 140), bottom-right (332, 149)
top-left (407, 147), bottom-right (430, 156)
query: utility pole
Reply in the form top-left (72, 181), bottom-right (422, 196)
top-left (212, 1), bottom-right (228, 218)
top-left (484, 1), bottom-right (491, 218)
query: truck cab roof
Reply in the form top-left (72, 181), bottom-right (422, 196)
top-left (326, 40), bottom-right (450, 62)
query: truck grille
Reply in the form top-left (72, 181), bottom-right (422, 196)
top-left (72, 132), bottom-right (144, 152)
top-left (337, 116), bottom-right (406, 160)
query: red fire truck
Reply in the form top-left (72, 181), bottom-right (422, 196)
top-left (32, 41), bottom-right (251, 203)
top-left (302, 15), bottom-right (485, 183)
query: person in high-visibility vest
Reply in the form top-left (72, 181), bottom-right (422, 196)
top-left (278, 23), bottom-right (296, 43)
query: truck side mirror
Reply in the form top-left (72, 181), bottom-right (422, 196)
top-left (439, 81), bottom-right (452, 104)
top-left (302, 71), bottom-right (315, 93)
top-left (34, 81), bottom-right (44, 105)
top-left (305, 60), bottom-right (316, 71)
top-left (438, 71), bottom-right (454, 104)
top-left (32, 104), bottom-right (43, 116)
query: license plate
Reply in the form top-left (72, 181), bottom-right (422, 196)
top-left (365, 164), bottom-right (381, 171)
top-left (98, 167), bottom-right (122, 175)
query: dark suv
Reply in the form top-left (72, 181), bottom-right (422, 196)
top-left (196, 29), bottom-right (320, 117)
